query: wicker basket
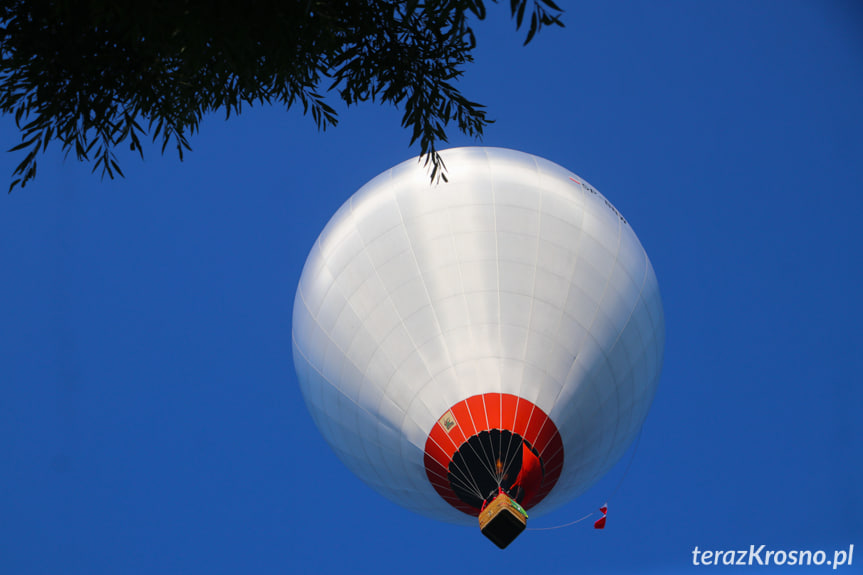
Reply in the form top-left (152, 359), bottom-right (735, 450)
top-left (478, 493), bottom-right (528, 549)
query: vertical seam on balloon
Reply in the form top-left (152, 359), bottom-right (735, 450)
top-left (595, 208), bottom-right (626, 473)
top-left (506, 154), bottom-right (543, 482)
top-left (546, 174), bottom-right (589, 392)
top-left (521, 156), bottom-right (545, 364)
top-left (547, 185), bottom-right (618, 482)
top-left (386, 176), bottom-right (472, 499)
top-left (488, 149), bottom-right (503, 401)
top-left (444, 190), bottom-right (479, 414)
top-left (390, 185), bottom-right (459, 418)
top-left (345, 191), bottom-right (393, 482)
top-left (346, 176), bottom-right (436, 496)
top-left (542, 175), bottom-right (589, 418)
top-left (480, 150), bottom-right (503, 486)
top-left (388, 235), bottom-right (452, 496)
top-left (596, 247), bottom-right (652, 473)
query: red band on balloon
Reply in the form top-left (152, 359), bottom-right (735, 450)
top-left (423, 393), bottom-right (564, 517)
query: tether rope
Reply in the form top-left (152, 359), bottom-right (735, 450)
top-left (526, 426), bottom-right (644, 531)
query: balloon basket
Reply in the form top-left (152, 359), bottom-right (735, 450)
top-left (478, 493), bottom-right (528, 549)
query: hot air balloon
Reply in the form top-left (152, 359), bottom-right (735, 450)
top-left (292, 147), bottom-right (664, 548)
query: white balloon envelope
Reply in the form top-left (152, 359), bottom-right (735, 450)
top-left (292, 147), bottom-right (664, 529)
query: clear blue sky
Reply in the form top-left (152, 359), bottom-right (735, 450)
top-left (1, 2), bottom-right (861, 573)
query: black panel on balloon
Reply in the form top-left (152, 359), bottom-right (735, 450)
top-left (448, 429), bottom-right (530, 509)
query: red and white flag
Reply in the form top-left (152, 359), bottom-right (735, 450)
top-left (594, 505), bottom-right (608, 529)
